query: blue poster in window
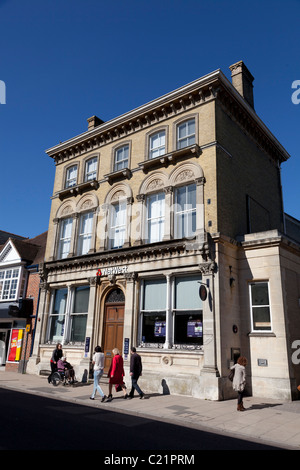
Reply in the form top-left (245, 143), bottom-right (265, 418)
top-left (154, 321), bottom-right (166, 337)
top-left (187, 320), bottom-right (202, 337)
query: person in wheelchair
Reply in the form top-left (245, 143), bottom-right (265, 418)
top-left (57, 357), bottom-right (76, 384)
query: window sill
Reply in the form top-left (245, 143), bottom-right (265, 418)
top-left (248, 332), bottom-right (276, 337)
top-left (104, 168), bottom-right (132, 185)
top-left (57, 180), bottom-right (99, 200)
top-left (137, 345), bottom-right (203, 353)
top-left (138, 144), bottom-right (201, 173)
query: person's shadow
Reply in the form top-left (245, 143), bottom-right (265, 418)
top-left (246, 403), bottom-right (281, 410)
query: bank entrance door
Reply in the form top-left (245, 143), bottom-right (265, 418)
top-left (102, 288), bottom-right (125, 373)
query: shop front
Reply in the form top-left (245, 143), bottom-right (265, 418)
top-left (0, 303), bottom-right (27, 371)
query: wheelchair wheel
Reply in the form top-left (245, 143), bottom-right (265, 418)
top-left (51, 371), bottom-right (62, 386)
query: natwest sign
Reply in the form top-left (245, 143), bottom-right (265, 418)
top-left (96, 265), bottom-right (129, 277)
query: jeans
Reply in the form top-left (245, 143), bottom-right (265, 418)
top-left (237, 390), bottom-right (244, 404)
top-left (130, 377), bottom-right (143, 397)
top-left (92, 369), bottom-right (105, 398)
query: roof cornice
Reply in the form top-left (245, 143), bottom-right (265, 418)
top-left (45, 68), bottom-right (290, 164)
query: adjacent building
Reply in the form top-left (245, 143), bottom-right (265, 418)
top-left (28, 61), bottom-right (300, 400)
top-left (0, 231), bottom-right (47, 371)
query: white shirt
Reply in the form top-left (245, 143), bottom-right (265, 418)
top-left (93, 352), bottom-right (104, 371)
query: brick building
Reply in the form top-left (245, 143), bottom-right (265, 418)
top-left (28, 61), bottom-right (300, 400)
top-left (0, 231), bottom-right (47, 371)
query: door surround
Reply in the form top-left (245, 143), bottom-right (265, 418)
top-left (102, 287), bottom-right (125, 372)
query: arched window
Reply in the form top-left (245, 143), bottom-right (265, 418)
top-left (106, 288), bottom-right (125, 303)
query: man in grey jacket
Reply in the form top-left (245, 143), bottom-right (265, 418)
top-left (129, 347), bottom-right (145, 399)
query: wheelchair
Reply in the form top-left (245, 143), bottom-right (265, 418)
top-left (51, 369), bottom-right (76, 386)
top-left (51, 370), bottom-right (68, 386)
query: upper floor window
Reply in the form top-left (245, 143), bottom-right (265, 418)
top-left (174, 184), bottom-right (196, 239)
top-left (249, 282), bottom-right (272, 331)
top-left (177, 119), bottom-right (195, 149)
top-left (109, 201), bottom-right (127, 249)
top-left (0, 268), bottom-right (20, 300)
top-left (149, 131), bottom-right (166, 159)
top-left (114, 145), bottom-right (129, 171)
top-left (77, 212), bottom-right (93, 256)
top-left (84, 157), bottom-right (98, 182)
top-left (146, 192), bottom-right (165, 243)
top-left (58, 218), bottom-right (73, 259)
top-left (65, 165), bottom-right (78, 188)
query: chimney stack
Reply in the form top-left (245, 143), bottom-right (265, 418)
top-left (87, 115), bottom-right (104, 130)
top-left (229, 61), bottom-right (254, 109)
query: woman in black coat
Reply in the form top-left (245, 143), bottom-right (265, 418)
top-left (48, 343), bottom-right (63, 383)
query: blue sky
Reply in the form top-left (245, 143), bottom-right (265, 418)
top-left (0, 0), bottom-right (299, 239)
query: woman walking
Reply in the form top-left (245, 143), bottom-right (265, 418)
top-left (90, 346), bottom-right (106, 402)
top-left (231, 356), bottom-right (247, 411)
top-left (107, 348), bottom-right (127, 401)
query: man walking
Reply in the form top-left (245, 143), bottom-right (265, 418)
top-left (129, 347), bottom-right (145, 399)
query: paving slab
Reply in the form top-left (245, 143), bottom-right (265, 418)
top-left (1, 370), bottom-right (300, 450)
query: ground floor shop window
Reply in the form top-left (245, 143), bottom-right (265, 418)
top-left (140, 279), bottom-right (166, 345)
top-left (139, 275), bottom-right (202, 348)
top-left (48, 286), bottom-right (89, 344)
top-left (173, 276), bottom-right (203, 346)
top-left (70, 286), bottom-right (89, 343)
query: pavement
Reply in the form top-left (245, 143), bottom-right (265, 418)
top-left (1, 370), bottom-right (300, 450)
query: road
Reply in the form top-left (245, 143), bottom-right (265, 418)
top-left (0, 389), bottom-right (282, 454)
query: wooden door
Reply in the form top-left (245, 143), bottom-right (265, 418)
top-left (103, 303), bottom-right (124, 372)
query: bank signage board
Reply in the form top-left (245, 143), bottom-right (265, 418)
top-left (97, 265), bottom-right (129, 277)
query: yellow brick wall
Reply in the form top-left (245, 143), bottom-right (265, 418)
top-left (45, 101), bottom-right (217, 260)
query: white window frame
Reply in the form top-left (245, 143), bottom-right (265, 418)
top-left (177, 118), bottom-right (196, 149)
top-left (58, 217), bottom-right (73, 259)
top-left (149, 131), bottom-right (166, 159)
top-left (114, 145), bottom-right (129, 171)
top-left (249, 281), bottom-right (272, 332)
top-left (65, 165), bottom-right (78, 188)
top-left (0, 268), bottom-right (20, 301)
top-left (77, 212), bottom-right (93, 256)
top-left (84, 157), bottom-right (98, 182)
top-left (109, 201), bottom-right (127, 249)
top-left (174, 184), bottom-right (196, 239)
top-left (146, 192), bottom-right (165, 243)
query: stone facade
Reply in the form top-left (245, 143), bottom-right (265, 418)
top-left (28, 61), bottom-right (300, 401)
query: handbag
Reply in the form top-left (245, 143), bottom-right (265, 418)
top-left (115, 383), bottom-right (126, 392)
top-left (228, 369), bottom-right (235, 382)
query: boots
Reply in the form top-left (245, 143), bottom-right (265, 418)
top-left (237, 401), bottom-right (246, 411)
